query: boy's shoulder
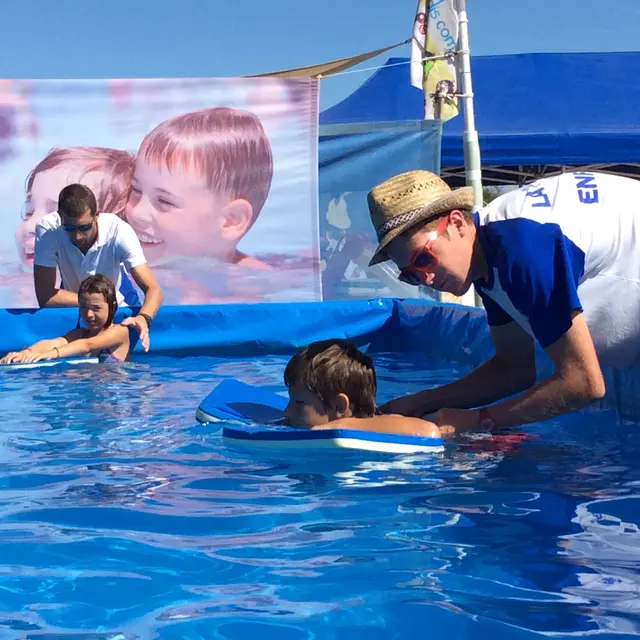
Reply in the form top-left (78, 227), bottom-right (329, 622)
top-left (327, 414), bottom-right (441, 438)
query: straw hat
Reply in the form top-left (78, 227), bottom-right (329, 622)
top-left (367, 170), bottom-right (474, 266)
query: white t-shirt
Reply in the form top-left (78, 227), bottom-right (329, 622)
top-left (474, 171), bottom-right (640, 370)
top-left (34, 212), bottom-right (146, 306)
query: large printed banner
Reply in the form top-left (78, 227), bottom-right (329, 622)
top-left (0, 78), bottom-right (321, 307)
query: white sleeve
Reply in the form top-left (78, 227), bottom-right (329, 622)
top-left (117, 221), bottom-right (147, 270)
top-left (33, 221), bottom-right (59, 268)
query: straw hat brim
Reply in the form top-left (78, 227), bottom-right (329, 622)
top-left (368, 186), bottom-right (474, 266)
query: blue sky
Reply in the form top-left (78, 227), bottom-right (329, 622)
top-left (0, 0), bottom-right (639, 110)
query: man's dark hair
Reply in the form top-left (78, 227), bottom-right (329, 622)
top-left (284, 339), bottom-right (377, 418)
top-left (58, 183), bottom-right (97, 219)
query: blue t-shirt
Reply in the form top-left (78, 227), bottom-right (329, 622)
top-left (474, 171), bottom-right (640, 370)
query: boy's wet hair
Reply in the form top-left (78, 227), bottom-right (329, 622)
top-left (284, 339), bottom-right (376, 418)
top-left (139, 107), bottom-right (273, 232)
top-left (78, 274), bottom-right (118, 328)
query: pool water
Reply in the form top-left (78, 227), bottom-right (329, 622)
top-left (1, 353), bottom-right (640, 639)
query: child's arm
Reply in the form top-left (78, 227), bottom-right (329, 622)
top-left (0, 330), bottom-right (80, 364)
top-left (39, 325), bottom-right (129, 360)
top-left (26, 329), bottom-right (82, 354)
top-left (314, 415), bottom-right (442, 438)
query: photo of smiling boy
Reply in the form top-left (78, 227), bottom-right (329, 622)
top-left (124, 106), bottom-right (273, 270)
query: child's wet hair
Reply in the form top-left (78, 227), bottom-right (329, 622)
top-left (26, 147), bottom-right (135, 217)
top-left (78, 274), bottom-right (118, 328)
top-left (284, 339), bottom-right (376, 418)
top-left (139, 107), bottom-right (273, 230)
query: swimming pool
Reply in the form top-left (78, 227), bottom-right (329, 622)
top-left (2, 350), bottom-right (640, 639)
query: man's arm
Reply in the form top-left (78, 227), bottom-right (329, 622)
top-left (380, 320), bottom-right (537, 417)
top-left (116, 220), bottom-right (164, 351)
top-left (116, 221), bottom-right (164, 321)
top-left (120, 263), bottom-right (163, 352)
top-left (474, 311), bottom-right (604, 428)
top-left (128, 263), bottom-right (163, 319)
top-left (33, 223), bottom-right (78, 307)
top-left (34, 265), bottom-right (79, 307)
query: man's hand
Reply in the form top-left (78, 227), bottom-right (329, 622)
top-left (434, 408), bottom-right (481, 438)
top-left (378, 392), bottom-right (426, 417)
top-left (121, 315), bottom-right (150, 352)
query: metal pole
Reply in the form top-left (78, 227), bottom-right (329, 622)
top-left (456, 0), bottom-right (483, 307)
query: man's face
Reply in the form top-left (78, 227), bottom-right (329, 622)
top-left (385, 212), bottom-right (475, 297)
top-left (60, 208), bottom-right (98, 253)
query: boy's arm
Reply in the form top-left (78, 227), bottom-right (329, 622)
top-left (314, 415), bottom-right (441, 438)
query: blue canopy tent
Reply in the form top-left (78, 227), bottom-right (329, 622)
top-left (320, 52), bottom-right (640, 186)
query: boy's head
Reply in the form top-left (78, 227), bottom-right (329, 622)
top-left (16, 146), bottom-right (135, 267)
top-left (125, 107), bottom-right (273, 264)
top-left (284, 339), bottom-right (376, 428)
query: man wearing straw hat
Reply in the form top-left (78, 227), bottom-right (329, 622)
top-left (368, 169), bottom-right (640, 436)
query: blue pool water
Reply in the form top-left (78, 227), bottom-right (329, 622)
top-left (1, 353), bottom-right (640, 639)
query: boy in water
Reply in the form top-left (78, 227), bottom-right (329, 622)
top-left (283, 339), bottom-right (441, 438)
top-left (125, 106), bottom-right (273, 270)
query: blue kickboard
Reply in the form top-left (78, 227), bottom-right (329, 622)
top-left (196, 379), bottom-right (444, 453)
top-left (0, 357), bottom-right (99, 370)
top-left (196, 379), bottom-right (288, 424)
top-left (223, 424), bottom-right (444, 451)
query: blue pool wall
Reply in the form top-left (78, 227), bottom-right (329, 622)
top-left (1, 298), bottom-right (639, 420)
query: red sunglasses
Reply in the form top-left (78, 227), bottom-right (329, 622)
top-left (398, 216), bottom-right (449, 286)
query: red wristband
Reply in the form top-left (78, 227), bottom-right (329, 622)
top-left (478, 407), bottom-right (497, 431)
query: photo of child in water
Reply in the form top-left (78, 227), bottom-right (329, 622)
top-left (0, 77), bottom-right (321, 307)
top-left (124, 106), bottom-right (273, 270)
top-left (15, 146), bottom-right (135, 269)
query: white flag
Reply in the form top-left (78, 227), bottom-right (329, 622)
top-left (410, 0), bottom-right (460, 121)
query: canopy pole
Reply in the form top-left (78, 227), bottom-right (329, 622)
top-left (457, 0), bottom-right (482, 210)
top-left (457, 0), bottom-right (483, 307)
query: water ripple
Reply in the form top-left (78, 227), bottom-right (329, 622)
top-left (0, 353), bottom-right (639, 638)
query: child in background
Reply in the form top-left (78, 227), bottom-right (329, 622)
top-left (15, 146), bottom-right (135, 268)
top-left (125, 106), bottom-right (273, 270)
top-left (283, 339), bottom-right (442, 438)
top-left (0, 274), bottom-right (133, 364)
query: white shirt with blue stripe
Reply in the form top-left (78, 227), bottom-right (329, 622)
top-left (474, 171), bottom-right (640, 370)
